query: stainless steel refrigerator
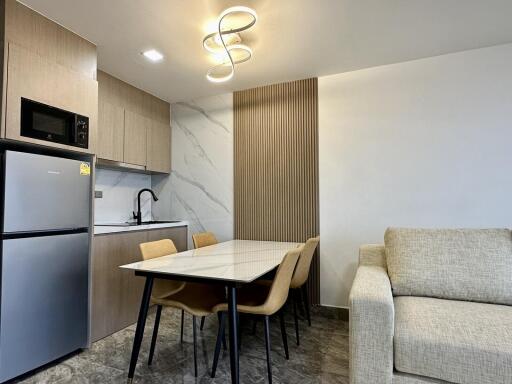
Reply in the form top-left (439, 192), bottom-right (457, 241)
top-left (0, 150), bottom-right (91, 382)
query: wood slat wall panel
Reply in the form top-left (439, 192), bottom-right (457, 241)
top-left (234, 78), bottom-right (320, 304)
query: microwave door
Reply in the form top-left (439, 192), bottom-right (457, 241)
top-left (3, 151), bottom-right (91, 233)
top-left (20, 98), bottom-right (71, 144)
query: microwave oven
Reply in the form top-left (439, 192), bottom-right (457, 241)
top-left (20, 98), bottom-right (89, 149)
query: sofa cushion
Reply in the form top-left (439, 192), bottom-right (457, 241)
top-left (394, 296), bottom-right (512, 384)
top-left (385, 228), bottom-right (512, 305)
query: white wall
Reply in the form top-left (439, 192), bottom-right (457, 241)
top-left (152, 94), bottom-right (233, 248)
top-left (95, 168), bottom-right (152, 223)
top-left (319, 44), bottom-right (512, 307)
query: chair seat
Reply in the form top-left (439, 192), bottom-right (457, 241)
top-left (213, 284), bottom-right (272, 315)
top-left (153, 283), bottom-right (225, 317)
top-left (394, 296), bottom-right (512, 384)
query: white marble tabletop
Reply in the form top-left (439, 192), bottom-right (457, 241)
top-left (120, 240), bottom-right (303, 283)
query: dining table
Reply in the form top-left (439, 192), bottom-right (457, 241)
top-left (120, 239), bottom-right (303, 384)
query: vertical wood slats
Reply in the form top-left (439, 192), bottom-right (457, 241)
top-left (234, 78), bottom-right (320, 304)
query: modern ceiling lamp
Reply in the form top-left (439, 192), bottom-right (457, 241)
top-left (203, 6), bottom-right (257, 83)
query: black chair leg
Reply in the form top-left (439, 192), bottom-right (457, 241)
top-left (148, 305), bottom-right (162, 365)
top-left (263, 315), bottom-right (273, 384)
top-left (211, 312), bottom-right (226, 378)
top-left (222, 315), bottom-right (227, 350)
top-left (293, 290), bottom-right (300, 346)
top-left (180, 309), bottom-right (184, 344)
top-left (192, 316), bottom-right (198, 377)
top-left (278, 310), bottom-right (289, 360)
top-left (200, 316), bottom-right (206, 331)
top-left (237, 313), bottom-right (242, 351)
top-left (301, 285), bottom-right (312, 327)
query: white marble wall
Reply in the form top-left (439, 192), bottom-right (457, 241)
top-left (95, 168), bottom-right (153, 224)
top-left (152, 93), bottom-right (233, 248)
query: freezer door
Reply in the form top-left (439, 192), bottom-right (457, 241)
top-left (0, 233), bottom-right (89, 382)
top-left (3, 151), bottom-right (91, 232)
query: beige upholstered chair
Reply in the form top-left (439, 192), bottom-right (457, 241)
top-left (191, 231), bottom-right (219, 330)
top-left (211, 247), bottom-right (301, 383)
top-left (255, 236), bottom-right (320, 345)
top-left (290, 236), bottom-right (320, 345)
top-left (139, 239), bottom-right (225, 377)
top-left (192, 232), bottom-right (218, 249)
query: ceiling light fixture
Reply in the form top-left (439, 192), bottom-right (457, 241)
top-left (142, 49), bottom-right (164, 62)
top-left (203, 6), bottom-right (257, 83)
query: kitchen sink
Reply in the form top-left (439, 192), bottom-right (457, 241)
top-left (140, 220), bottom-right (182, 225)
top-left (95, 220), bottom-right (181, 227)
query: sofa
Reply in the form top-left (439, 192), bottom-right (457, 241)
top-left (349, 228), bottom-right (512, 384)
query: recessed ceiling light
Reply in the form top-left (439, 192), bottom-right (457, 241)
top-left (142, 49), bottom-right (164, 62)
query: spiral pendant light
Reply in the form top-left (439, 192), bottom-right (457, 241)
top-left (203, 6), bottom-right (257, 83)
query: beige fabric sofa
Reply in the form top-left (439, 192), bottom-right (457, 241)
top-left (349, 228), bottom-right (512, 384)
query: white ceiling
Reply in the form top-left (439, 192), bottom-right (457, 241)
top-left (20, 0), bottom-right (512, 103)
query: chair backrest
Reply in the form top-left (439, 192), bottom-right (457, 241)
top-left (290, 236), bottom-right (320, 288)
top-left (263, 247), bottom-right (301, 315)
top-left (139, 239), bottom-right (185, 299)
top-left (192, 232), bottom-right (218, 249)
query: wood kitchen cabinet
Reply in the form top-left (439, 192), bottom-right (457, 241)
top-left (96, 70), bottom-right (171, 173)
top-left (4, 43), bottom-right (98, 153)
top-left (147, 119), bottom-right (171, 173)
top-left (91, 231), bottom-right (146, 343)
top-left (1, 1), bottom-right (98, 152)
top-left (91, 225), bottom-right (188, 342)
top-left (123, 110), bottom-right (148, 166)
top-left (96, 101), bottom-right (124, 162)
top-left (146, 227), bottom-right (187, 251)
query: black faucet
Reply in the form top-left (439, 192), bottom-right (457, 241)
top-left (133, 188), bottom-right (159, 225)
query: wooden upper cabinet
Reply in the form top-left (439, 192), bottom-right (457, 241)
top-left (147, 119), bottom-right (171, 173)
top-left (4, 43), bottom-right (98, 153)
top-left (97, 101), bottom-right (124, 161)
top-left (97, 71), bottom-right (171, 173)
top-left (123, 110), bottom-right (148, 166)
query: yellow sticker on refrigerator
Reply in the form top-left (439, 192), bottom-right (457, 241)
top-left (80, 162), bottom-right (90, 176)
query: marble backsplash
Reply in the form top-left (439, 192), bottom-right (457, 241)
top-left (94, 168), bottom-right (152, 224)
top-left (152, 93), bottom-right (234, 247)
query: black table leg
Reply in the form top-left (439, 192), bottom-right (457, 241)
top-left (227, 285), bottom-right (239, 384)
top-left (127, 276), bottom-right (154, 383)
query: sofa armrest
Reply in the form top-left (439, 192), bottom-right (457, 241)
top-left (349, 265), bottom-right (394, 384)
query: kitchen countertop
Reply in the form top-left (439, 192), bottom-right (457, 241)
top-left (94, 221), bottom-right (188, 235)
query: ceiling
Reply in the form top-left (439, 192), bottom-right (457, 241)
top-left (20, 0), bottom-right (512, 103)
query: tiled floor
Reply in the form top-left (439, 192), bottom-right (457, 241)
top-left (12, 307), bottom-right (349, 383)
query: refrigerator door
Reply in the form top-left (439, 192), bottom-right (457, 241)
top-left (3, 151), bottom-right (91, 233)
top-left (0, 233), bottom-right (89, 382)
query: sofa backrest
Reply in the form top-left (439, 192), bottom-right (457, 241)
top-left (384, 228), bottom-right (512, 305)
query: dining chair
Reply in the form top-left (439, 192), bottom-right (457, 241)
top-left (192, 231), bottom-right (218, 249)
top-left (254, 236), bottom-right (320, 346)
top-left (289, 236), bottom-right (320, 345)
top-left (139, 239), bottom-right (225, 377)
top-left (191, 231), bottom-right (218, 331)
top-left (210, 247), bottom-right (301, 383)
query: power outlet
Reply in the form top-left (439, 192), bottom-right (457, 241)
top-left (94, 190), bottom-right (103, 198)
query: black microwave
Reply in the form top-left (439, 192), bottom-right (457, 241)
top-left (20, 98), bottom-right (89, 149)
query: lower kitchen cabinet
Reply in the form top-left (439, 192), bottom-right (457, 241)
top-left (91, 226), bottom-right (188, 342)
